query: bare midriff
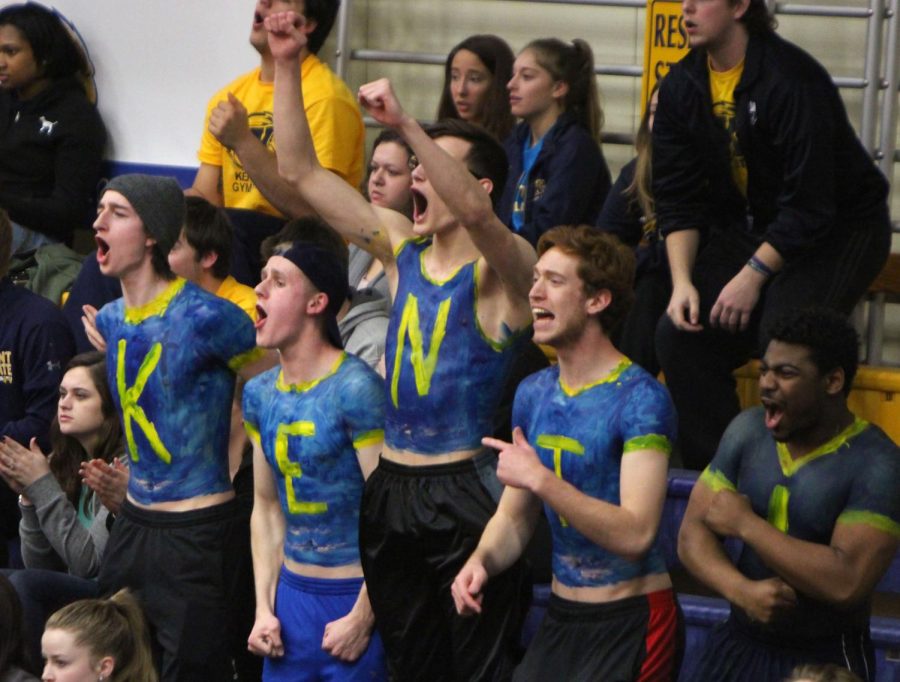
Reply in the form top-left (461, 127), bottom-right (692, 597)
top-left (551, 571), bottom-right (672, 603)
top-left (381, 445), bottom-right (481, 466)
top-left (284, 557), bottom-right (364, 580)
top-left (127, 488), bottom-right (235, 512)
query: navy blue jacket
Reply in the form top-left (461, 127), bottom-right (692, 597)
top-left (498, 112), bottom-right (611, 247)
top-left (0, 277), bottom-right (74, 451)
top-left (653, 31), bottom-right (889, 262)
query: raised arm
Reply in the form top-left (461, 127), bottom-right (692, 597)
top-left (358, 78), bottom-right (536, 302)
top-left (205, 89), bottom-right (316, 220)
top-left (267, 12), bottom-right (406, 267)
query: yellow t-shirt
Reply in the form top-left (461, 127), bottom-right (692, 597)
top-left (709, 59), bottom-right (748, 197)
top-left (198, 54), bottom-right (365, 216)
top-left (216, 275), bottom-right (258, 322)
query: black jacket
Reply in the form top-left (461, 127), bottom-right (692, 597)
top-left (498, 112), bottom-right (611, 247)
top-left (652, 31), bottom-right (888, 262)
top-left (0, 77), bottom-right (107, 242)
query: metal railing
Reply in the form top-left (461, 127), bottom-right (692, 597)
top-left (331, 0), bottom-right (900, 362)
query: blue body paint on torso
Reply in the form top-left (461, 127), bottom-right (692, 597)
top-left (384, 239), bottom-right (523, 454)
top-left (704, 408), bottom-right (900, 637)
top-left (514, 361), bottom-right (676, 587)
top-left (243, 354), bottom-right (385, 567)
top-left (96, 280), bottom-right (256, 504)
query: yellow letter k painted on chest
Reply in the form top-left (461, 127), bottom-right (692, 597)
top-left (390, 293), bottom-right (451, 407)
top-left (116, 340), bottom-right (174, 464)
top-left (536, 434), bottom-right (585, 527)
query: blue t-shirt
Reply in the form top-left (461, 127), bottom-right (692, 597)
top-left (384, 238), bottom-right (526, 454)
top-left (513, 360), bottom-right (675, 588)
top-left (96, 279), bottom-right (260, 504)
top-left (701, 408), bottom-right (900, 638)
top-left (511, 134), bottom-right (546, 233)
top-left (243, 353), bottom-right (385, 567)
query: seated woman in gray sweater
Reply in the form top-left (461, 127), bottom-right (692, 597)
top-left (0, 351), bottom-right (123, 668)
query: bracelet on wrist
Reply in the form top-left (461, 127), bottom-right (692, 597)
top-left (747, 255), bottom-right (774, 278)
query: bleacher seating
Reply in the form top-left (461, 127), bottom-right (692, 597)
top-left (523, 471), bottom-right (900, 680)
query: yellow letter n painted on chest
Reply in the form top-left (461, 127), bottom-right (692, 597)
top-left (536, 434), bottom-right (585, 527)
top-left (117, 340), bottom-right (173, 465)
top-left (275, 421), bottom-right (327, 515)
top-left (390, 293), bottom-right (451, 407)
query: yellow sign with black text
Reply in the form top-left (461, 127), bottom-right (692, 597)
top-left (642, 0), bottom-right (689, 112)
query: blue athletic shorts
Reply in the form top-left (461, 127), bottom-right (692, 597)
top-left (264, 567), bottom-right (387, 682)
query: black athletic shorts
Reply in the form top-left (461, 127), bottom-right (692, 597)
top-left (360, 453), bottom-right (531, 681)
top-left (98, 499), bottom-right (242, 682)
top-left (514, 589), bottom-right (683, 682)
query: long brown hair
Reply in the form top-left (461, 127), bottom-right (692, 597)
top-left (625, 83), bottom-right (659, 222)
top-left (524, 38), bottom-right (604, 144)
top-left (437, 34), bottom-right (516, 140)
top-left (49, 351), bottom-right (122, 506)
top-left (46, 590), bottom-right (157, 682)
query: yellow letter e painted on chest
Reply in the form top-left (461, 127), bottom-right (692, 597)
top-left (390, 293), bottom-right (451, 407)
top-left (536, 434), bottom-right (585, 527)
top-left (275, 421), bottom-right (328, 515)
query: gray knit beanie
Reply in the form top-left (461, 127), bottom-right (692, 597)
top-left (103, 174), bottom-right (185, 256)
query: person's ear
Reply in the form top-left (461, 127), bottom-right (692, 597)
top-left (585, 288), bottom-right (612, 316)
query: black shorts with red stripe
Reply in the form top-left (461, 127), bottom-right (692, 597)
top-left (514, 588), bottom-right (684, 682)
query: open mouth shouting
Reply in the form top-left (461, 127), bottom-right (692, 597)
top-left (254, 303), bottom-right (268, 331)
top-left (411, 188), bottom-right (428, 224)
top-left (253, 10), bottom-right (265, 29)
top-left (532, 306), bottom-right (554, 325)
top-left (95, 236), bottom-right (111, 267)
top-left (761, 396), bottom-right (785, 432)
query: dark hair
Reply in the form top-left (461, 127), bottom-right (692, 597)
top-left (46, 590), bottom-right (157, 682)
top-left (303, 0), bottom-right (339, 55)
top-left (765, 307), bottom-right (859, 395)
top-left (183, 196), bottom-right (233, 280)
top-left (734, 0), bottom-right (777, 34)
top-left (0, 575), bottom-right (34, 676)
top-left (49, 352), bottom-right (123, 507)
top-left (0, 3), bottom-right (93, 91)
top-left (0, 209), bottom-right (11, 278)
top-left (424, 119), bottom-right (508, 209)
top-left (537, 225), bottom-right (635, 335)
top-left (524, 38), bottom-right (604, 143)
top-left (436, 34), bottom-right (516, 140)
top-left (362, 129), bottom-right (414, 216)
top-left (150, 242), bottom-right (176, 281)
top-left (260, 216), bottom-right (349, 270)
